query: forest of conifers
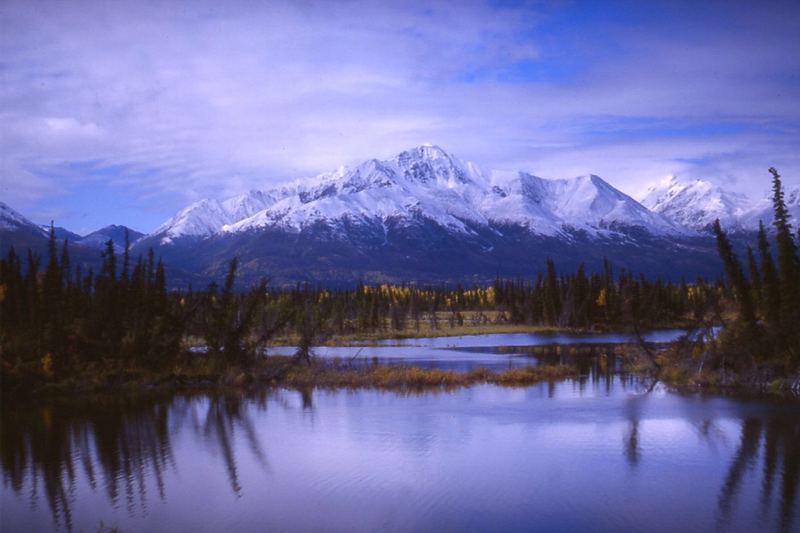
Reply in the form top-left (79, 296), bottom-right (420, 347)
top-left (1, 168), bottom-right (798, 387)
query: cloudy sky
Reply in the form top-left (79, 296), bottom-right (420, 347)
top-left (2, 0), bottom-right (799, 234)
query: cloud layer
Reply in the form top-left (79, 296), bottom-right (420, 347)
top-left (1, 0), bottom-right (799, 232)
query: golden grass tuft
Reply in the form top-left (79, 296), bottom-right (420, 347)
top-left (275, 360), bottom-right (577, 390)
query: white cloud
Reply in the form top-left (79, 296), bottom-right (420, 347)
top-left (0, 0), bottom-right (798, 230)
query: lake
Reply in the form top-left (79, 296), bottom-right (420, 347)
top-left (267, 329), bottom-right (691, 371)
top-left (2, 332), bottom-right (799, 532)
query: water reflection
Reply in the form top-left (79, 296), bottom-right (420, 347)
top-left (1, 392), bottom-right (272, 530)
top-left (2, 396), bottom-right (170, 529)
top-left (2, 383), bottom-right (799, 532)
top-left (715, 415), bottom-right (800, 532)
top-left (197, 393), bottom-right (269, 496)
top-left (619, 391), bottom-right (800, 533)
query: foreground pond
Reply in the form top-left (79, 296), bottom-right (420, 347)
top-left (269, 329), bottom-right (690, 370)
top-left (2, 377), bottom-right (798, 532)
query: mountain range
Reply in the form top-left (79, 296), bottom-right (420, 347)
top-left (639, 176), bottom-right (799, 232)
top-left (2, 145), bottom-right (798, 286)
top-left (0, 201), bottom-right (144, 260)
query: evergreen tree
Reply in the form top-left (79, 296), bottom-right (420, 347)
top-left (768, 168), bottom-right (799, 356)
top-left (543, 257), bottom-right (561, 325)
top-left (712, 219), bottom-right (757, 335)
top-left (121, 229), bottom-right (131, 284)
top-left (746, 246), bottom-right (761, 311)
top-left (757, 222), bottom-right (781, 331)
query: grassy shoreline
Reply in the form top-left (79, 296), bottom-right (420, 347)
top-left (8, 356), bottom-right (578, 398)
top-left (7, 354), bottom-right (798, 401)
top-left (5, 333), bottom-right (798, 400)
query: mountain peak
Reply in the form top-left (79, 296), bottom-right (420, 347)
top-left (398, 144), bottom-right (449, 160)
top-left (394, 145), bottom-right (475, 187)
top-left (149, 147), bottom-right (703, 244)
top-left (78, 224), bottom-right (146, 250)
top-left (640, 176), bottom-right (753, 231)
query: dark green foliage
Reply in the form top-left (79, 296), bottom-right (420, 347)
top-left (712, 168), bottom-right (800, 371)
top-left (0, 229), bottom-right (726, 387)
top-left (769, 168), bottom-right (800, 357)
top-left (757, 222), bottom-right (781, 331)
top-left (746, 246), bottom-right (761, 305)
top-left (543, 257), bottom-right (561, 324)
top-left (713, 220), bottom-right (757, 331)
top-left (200, 258), bottom-right (268, 367)
top-left (0, 237), bottom-right (184, 385)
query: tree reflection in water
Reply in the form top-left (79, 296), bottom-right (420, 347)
top-left (2, 395), bottom-right (174, 530)
top-left (1, 390), bottom-right (277, 531)
top-left (715, 414), bottom-right (800, 533)
top-left (622, 393), bottom-right (800, 533)
top-left (198, 392), bottom-right (270, 496)
top-left (1, 387), bottom-right (798, 532)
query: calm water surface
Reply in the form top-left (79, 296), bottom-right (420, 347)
top-left (3, 379), bottom-right (799, 532)
top-left (268, 329), bottom-right (690, 370)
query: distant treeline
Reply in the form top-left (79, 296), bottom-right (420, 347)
top-left (0, 231), bottom-right (715, 386)
top-left (2, 168), bottom-right (798, 387)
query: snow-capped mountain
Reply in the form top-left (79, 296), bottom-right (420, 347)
top-left (221, 146), bottom-right (490, 236)
top-left (152, 145), bottom-right (685, 245)
top-left (640, 176), bottom-right (754, 231)
top-left (738, 185), bottom-right (800, 230)
top-left (483, 172), bottom-right (682, 236)
top-left (1, 201), bottom-right (45, 235)
top-left (640, 176), bottom-right (800, 232)
top-left (15, 146), bottom-right (800, 285)
top-left (153, 190), bottom-right (284, 243)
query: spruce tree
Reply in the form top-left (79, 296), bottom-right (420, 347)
top-left (42, 223), bottom-right (61, 313)
top-left (121, 229), bottom-right (130, 284)
top-left (757, 222), bottom-right (781, 331)
top-left (59, 239), bottom-right (70, 282)
top-left (768, 167), bottom-right (800, 359)
top-left (543, 257), bottom-right (561, 325)
top-left (746, 246), bottom-right (761, 312)
top-left (712, 219), bottom-right (757, 335)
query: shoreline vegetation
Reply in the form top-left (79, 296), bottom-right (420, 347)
top-left (27, 356), bottom-right (580, 397)
top-left (10, 337), bottom-right (800, 400)
top-left (2, 168), bottom-right (799, 399)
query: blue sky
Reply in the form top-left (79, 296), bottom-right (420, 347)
top-left (1, 0), bottom-right (799, 234)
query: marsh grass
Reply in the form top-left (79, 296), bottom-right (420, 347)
top-left (278, 361), bottom-right (576, 390)
top-left (22, 354), bottom-right (578, 396)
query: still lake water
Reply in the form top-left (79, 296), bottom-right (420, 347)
top-left (2, 332), bottom-right (799, 533)
top-left (268, 329), bottom-right (691, 370)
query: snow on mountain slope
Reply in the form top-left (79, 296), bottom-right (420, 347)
top-left (640, 176), bottom-right (754, 231)
top-left (0, 201), bottom-right (46, 234)
top-left (484, 173), bottom-right (683, 236)
top-left (739, 185), bottom-right (800, 230)
top-left (640, 176), bottom-right (800, 231)
top-left (152, 190), bottom-right (284, 243)
top-left (478, 173), bottom-right (565, 235)
top-left (152, 145), bottom-right (688, 244)
top-left (224, 146), bottom-right (489, 235)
